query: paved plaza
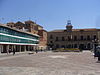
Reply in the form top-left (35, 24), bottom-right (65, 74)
top-left (0, 51), bottom-right (100, 75)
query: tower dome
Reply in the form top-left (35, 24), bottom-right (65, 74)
top-left (66, 20), bottom-right (73, 32)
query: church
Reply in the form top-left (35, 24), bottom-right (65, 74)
top-left (47, 20), bottom-right (100, 50)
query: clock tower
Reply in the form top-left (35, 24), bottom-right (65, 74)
top-left (66, 20), bottom-right (73, 32)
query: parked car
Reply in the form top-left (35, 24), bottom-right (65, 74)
top-left (94, 46), bottom-right (100, 61)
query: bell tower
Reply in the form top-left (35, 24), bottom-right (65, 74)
top-left (66, 20), bottom-right (73, 32)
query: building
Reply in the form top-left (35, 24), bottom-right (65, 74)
top-left (0, 24), bottom-right (39, 53)
top-left (47, 20), bottom-right (100, 50)
top-left (7, 20), bottom-right (47, 50)
top-left (38, 30), bottom-right (47, 50)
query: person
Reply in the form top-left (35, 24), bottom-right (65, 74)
top-left (41, 48), bottom-right (42, 52)
top-left (13, 47), bottom-right (16, 55)
top-left (9, 48), bottom-right (12, 54)
top-left (35, 49), bottom-right (38, 53)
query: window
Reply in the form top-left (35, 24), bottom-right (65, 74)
top-left (87, 43), bottom-right (91, 49)
top-left (68, 36), bottom-right (71, 41)
top-left (68, 44), bottom-right (71, 48)
top-left (56, 44), bottom-right (59, 48)
top-left (80, 35), bottom-right (83, 40)
top-left (56, 37), bottom-right (58, 41)
top-left (61, 45), bottom-right (65, 48)
top-left (74, 44), bottom-right (77, 48)
top-left (74, 36), bottom-right (77, 41)
top-left (87, 35), bottom-right (90, 40)
top-left (62, 37), bottom-right (65, 41)
top-left (50, 35), bottom-right (53, 39)
top-left (50, 41), bottom-right (53, 43)
top-left (93, 35), bottom-right (96, 40)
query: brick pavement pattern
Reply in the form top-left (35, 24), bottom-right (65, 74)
top-left (0, 51), bottom-right (100, 75)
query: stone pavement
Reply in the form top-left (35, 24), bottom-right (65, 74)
top-left (0, 51), bottom-right (99, 75)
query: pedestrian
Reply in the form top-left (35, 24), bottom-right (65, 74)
top-left (35, 49), bottom-right (38, 53)
top-left (41, 48), bottom-right (42, 52)
top-left (9, 48), bottom-right (11, 54)
top-left (13, 47), bottom-right (16, 55)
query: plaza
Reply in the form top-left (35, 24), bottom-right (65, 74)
top-left (0, 51), bottom-right (100, 75)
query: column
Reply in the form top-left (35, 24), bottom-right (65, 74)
top-left (85, 44), bottom-right (87, 49)
top-left (28, 46), bottom-right (30, 51)
top-left (14, 45), bottom-right (16, 51)
top-left (77, 44), bottom-right (79, 48)
top-left (1, 45), bottom-right (3, 53)
top-left (24, 45), bottom-right (26, 51)
top-left (32, 45), bottom-right (35, 51)
top-left (0, 45), bottom-right (2, 53)
top-left (19, 45), bottom-right (21, 52)
top-left (6, 45), bottom-right (9, 54)
top-left (12, 45), bottom-right (13, 52)
top-left (91, 43), bottom-right (93, 49)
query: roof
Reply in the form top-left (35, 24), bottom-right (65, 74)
top-left (38, 29), bottom-right (47, 32)
top-left (49, 28), bottom-right (100, 32)
top-left (37, 24), bottom-right (43, 28)
top-left (25, 20), bottom-right (35, 24)
top-left (24, 20), bottom-right (43, 28)
top-left (15, 21), bottom-right (24, 24)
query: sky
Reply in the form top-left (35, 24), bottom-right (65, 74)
top-left (0, 0), bottom-right (100, 31)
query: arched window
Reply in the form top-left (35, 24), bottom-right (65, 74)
top-left (56, 44), bottom-right (59, 48)
top-left (61, 45), bottom-right (65, 48)
top-left (74, 44), bottom-right (77, 48)
top-left (87, 43), bottom-right (91, 49)
top-left (68, 44), bottom-right (71, 48)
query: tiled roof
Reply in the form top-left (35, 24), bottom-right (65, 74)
top-left (25, 20), bottom-right (35, 24)
top-left (38, 29), bottom-right (47, 32)
top-left (72, 28), bottom-right (98, 31)
top-left (49, 28), bottom-right (100, 32)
